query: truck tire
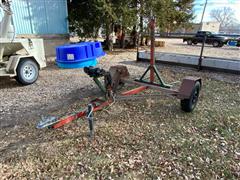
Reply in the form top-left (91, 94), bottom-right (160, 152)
top-left (212, 41), bottom-right (220, 47)
top-left (181, 81), bottom-right (201, 112)
top-left (218, 42), bottom-right (224, 47)
top-left (16, 58), bottom-right (39, 85)
top-left (193, 41), bottom-right (198, 45)
top-left (187, 40), bottom-right (193, 45)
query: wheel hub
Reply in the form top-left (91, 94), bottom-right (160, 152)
top-left (192, 89), bottom-right (199, 105)
top-left (23, 65), bottom-right (35, 80)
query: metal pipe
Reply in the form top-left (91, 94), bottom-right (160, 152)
top-left (122, 78), bottom-right (179, 95)
top-left (150, 18), bottom-right (155, 83)
top-left (198, 35), bottom-right (207, 70)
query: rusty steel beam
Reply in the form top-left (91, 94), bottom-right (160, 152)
top-left (53, 99), bottom-right (112, 129)
top-left (121, 86), bottom-right (148, 96)
top-left (149, 18), bottom-right (155, 83)
top-left (122, 78), bottom-right (179, 96)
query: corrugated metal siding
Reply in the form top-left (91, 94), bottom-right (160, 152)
top-left (12, 0), bottom-right (33, 34)
top-left (0, 0), bottom-right (68, 35)
top-left (45, 0), bottom-right (68, 34)
top-left (28, 0), bottom-right (48, 34)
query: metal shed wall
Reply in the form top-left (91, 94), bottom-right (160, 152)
top-left (0, 0), bottom-right (68, 35)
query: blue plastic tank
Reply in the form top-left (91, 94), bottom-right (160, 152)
top-left (93, 42), bottom-right (106, 58)
top-left (56, 42), bottom-right (105, 69)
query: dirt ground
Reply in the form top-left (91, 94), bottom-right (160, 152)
top-left (155, 38), bottom-right (240, 60)
top-left (0, 40), bottom-right (240, 179)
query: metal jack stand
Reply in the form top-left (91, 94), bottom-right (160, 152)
top-left (136, 18), bottom-right (171, 89)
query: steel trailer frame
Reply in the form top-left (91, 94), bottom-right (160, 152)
top-left (38, 18), bottom-right (202, 136)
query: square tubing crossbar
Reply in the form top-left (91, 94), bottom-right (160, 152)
top-left (122, 78), bottom-right (179, 96)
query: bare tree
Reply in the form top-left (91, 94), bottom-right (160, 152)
top-left (210, 7), bottom-right (236, 28)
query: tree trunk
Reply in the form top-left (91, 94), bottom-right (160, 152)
top-left (140, 15), bottom-right (144, 46)
top-left (105, 22), bottom-right (113, 51)
top-left (139, 0), bottom-right (144, 46)
top-left (120, 26), bottom-right (125, 49)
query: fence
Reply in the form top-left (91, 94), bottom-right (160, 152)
top-left (156, 32), bottom-right (240, 39)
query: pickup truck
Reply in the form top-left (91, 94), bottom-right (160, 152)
top-left (236, 37), bottom-right (240, 47)
top-left (183, 31), bottom-right (231, 47)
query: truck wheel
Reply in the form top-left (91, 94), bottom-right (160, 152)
top-left (181, 81), bottom-right (201, 112)
top-left (218, 42), bottom-right (224, 47)
top-left (187, 40), bottom-right (193, 45)
top-left (16, 58), bottom-right (39, 85)
top-left (213, 41), bottom-right (220, 47)
top-left (193, 41), bottom-right (198, 45)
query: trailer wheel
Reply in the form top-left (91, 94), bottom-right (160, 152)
top-left (187, 40), bottom-right (193, 45)
top-left (16, 58), bottom-right (39, 85)
top-left (181, 81), bottom-right (201, 112)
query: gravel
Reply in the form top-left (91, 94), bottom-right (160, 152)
top-left (0, 49), bottom-right (140, 128)
top-left (0, 39), bottom-right (239, 128)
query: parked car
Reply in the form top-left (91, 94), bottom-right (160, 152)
top-left (183, 31), bottom-right (231, 47)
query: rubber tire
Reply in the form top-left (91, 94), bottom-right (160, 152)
top-left (16, 59), bottom-right (39, 85)
top-left (193, 42), bottom-right (198, 45)
top-left (218, 43), bottom-right (224, 47)
top-left (212, 41), bottom-right (220, 47)
top-left (187, 40), bottom-right (193, 45)
top-left (181, 81), bottom-right (201, 112)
